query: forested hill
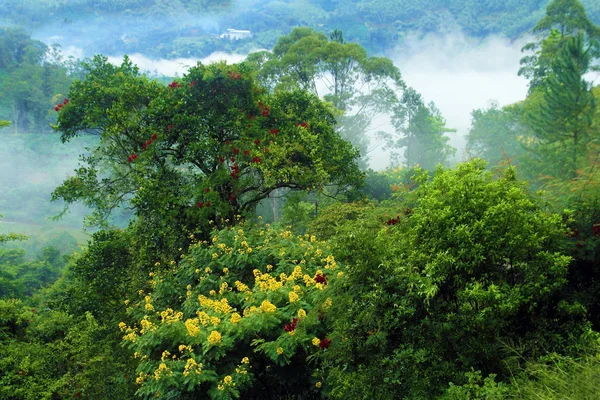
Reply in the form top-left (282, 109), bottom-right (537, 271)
top-left (2, 0), bottom-right (600, 58)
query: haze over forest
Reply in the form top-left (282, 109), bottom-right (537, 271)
top-left (2, 1), bottom-right (600, 399)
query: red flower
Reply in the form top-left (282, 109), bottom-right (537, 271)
top-left (197, 202), bottom-right (204, 208)
top-left (151, 133), bottom-right (158, 141)
top-left (261, 107), bottom-right (270, 117)
top-left (270, 128), bottom-right (279, 135)
top-left (284, 318), bottom-right (298, 332)
top-left (205, 202), bottom-right (211, 207)
top-left (254, 139), bottom-right (260, 145)
top-left (63, 98), bottom-right (69, 104)
top-left (314, 273), bottom-right (327, 284)
top-left (231, 157), bottom-right (236, 162)
top-left (247, 124), bottom-right (252, 128)
top-left (54, 106), bottom-right (60, 112)
top-left (189, 80), bottom-right (197, 88)
top-left (252, 157), bottom-right (262, 163)
top-left (168, 80), bottom-right (181, 89)
top-left (300, 122), bottom-right (308, 128)
top-left (205, 188), bottom-right (210, 193)
top-left (243, 150), bottom-right (250, 156)
top-left (229, 193), bottom-right (236, 201)
top-left (232, 147), bottom-right (239, 155)
top-left (142, 143), bottom-right (147, 151)
top-left (127, 153), bottom-right (138, 163)
top-left (319, 338), bottom-right (331, 350)
top-left (386, 216), bottom-right (401, 226)
top-left (219, 156), bottom-right (225, 163)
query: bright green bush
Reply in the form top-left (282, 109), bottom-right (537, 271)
top-left (122, 223), bottom-right (342, 399)
top-left (315, 160), bottom-right (588, 399)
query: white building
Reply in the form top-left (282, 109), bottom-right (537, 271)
top-left (219, 29), bottom-right (252, 40)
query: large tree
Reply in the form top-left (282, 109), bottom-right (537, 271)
top-left (246, 28), bottom-right (405, 168)
top-left (52, 55), bottom-right (362, 258)
top-left (519, 0), bottom-right (600, 92)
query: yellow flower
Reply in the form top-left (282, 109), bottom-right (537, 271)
top-left (145, 303), bottom-right (154, 311)
top-left (298, 309), bottom-right (307, 318)
top-left (185, 318), bottom-right (200, 337)
top-left (266, 264), bottom-right (273, 271)
top-left (241, 357), bottom-right (250, 364)
top-left (161, 350), bottom-right (171, 361)
top-left (260, 300), bottom-right (277, 313)
top-left (209, 290), bottom-right (217, 296)
top-left (288, 329), bottom-right (296, 336)
top-left (224, 375), bottom-right (233, 385)
top-left (315, 382), bottom-right (322, 388)
top-left (337, 271), bottom-right (343, 278)
top-left (310, 235), bottom-right (316, 242)
top-left (118, 322), bottom-right (126, 331)
top-left (289, 291), bottom-right (299, 303)
top-left (124, 299), bottom-right (130, 305)
top-left (276, 347), bottom-right (283, 355)
top-left (230, 313), bottom-right (242, 324)
top-left (241, 240), bottom-right (248, 247)
top-left (136, 372), bottom-right (145, 384)
top-left (207, 330), bottom-right (221, 345)
top-left (312, 337), bottom-right (321, 346)
top-left (205, 267), bottom-right (212, 273)
top-left (212, 253), bottom-right (219, 259)
top-left (247, 247), bottom-right (252, 253)
top-left (210, 316), bottom-right (221, 326)
top-left (322, 297), bottom-right (333, 310)
top-left (223, 267), bottom-right (229, 275)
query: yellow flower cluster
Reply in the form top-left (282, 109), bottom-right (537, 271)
top-left (198, 295), bottom-right (233, 314)
top-left (145, 295), bottom-right (154, 311)
top-left (230, 313), bottom-right (242, 324)
top-left (243, 306), bottom-right (258, 317)
top-left (183, 358), bottom-right (202, 376)
top-left (254, 269), bottom-right (283, 291)
top-left (207, 330), bottom-right (222, 345)
top-left (161, 350), bottom-right (171, 361)
top-left (241, 357), bottom-right (250, 364)
top-left (154, 362), bottom-right (172, 381)
top-left (140, 316), bottom-right (154, 333)
top-left (197, 311), bottom-right (210, 326)
top-left (136, 372), bottom-right (146, 384)
top-left (298, 309), bottom-right (307, 318)
top-left (289, 291), bottom-right (299, 303)
top-left (259, 300), bottom-right (277, 313)
top-left (179, 344), bottom-right (192, 353)
top-left (312, 337), bottom-right (321, 346)
top-left (276, 347), bottom-right (284, 355)
top-left (185, 318), bottom-right (201, 337)
top-left (323, 255), bottom-right (337, 270)
top-left (322, 297), bottom-right (333, 310)
top-left (160, 308), bottom-right (183, 324)
top-left (235, 280), bottom-right (250, 293)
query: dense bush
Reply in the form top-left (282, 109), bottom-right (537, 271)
top-left (122, 222), bottom-right (341, 399)
top-left (313, 160), bottom-right (593, 399)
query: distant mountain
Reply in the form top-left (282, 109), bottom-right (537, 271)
top-left (1, 0), bottom-right (599, 58)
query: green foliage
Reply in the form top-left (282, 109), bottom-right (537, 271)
top-left (53, 55), bottom-right (361, 260)
top-left (0, 28), bottom-right (74, 133)
top-left (314, 160), bottom-right (585, 399)
top-left (524, 33), bottom-right (598, 179)
top-left (122, 223), bottom-right (340, 399)
top-left (466, 104), bottom-right (527, 168)
top-left (249, 27), bottom-right (404, 168)
top-left (511, 349), bottom-right (600, 399)
top-left (0, 299), bottom-right (137, 399)
top-left (386, 87), bottom-right (456, 169)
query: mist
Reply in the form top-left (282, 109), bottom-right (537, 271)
top-left (379, 31), bottom-right (530, 170)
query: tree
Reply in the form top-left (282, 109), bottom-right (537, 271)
top-left (386, 87), bottom-right (455, 170)
top-left (525, 33), bottom-right (598, 179)
top-left (247, 27), bottom-right (405, 168)
top-left (312, 160), bottom-right (585, 399)
top-left (519, 0), bottom-right (600, 92)
top-left (52, 56), bottom-right (362, 260)
top-left (466, 104), bottom-right (527, 167)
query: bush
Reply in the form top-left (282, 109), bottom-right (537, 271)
top-left (122, 222), bottom-right (342, 399)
